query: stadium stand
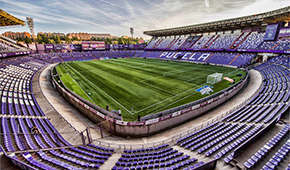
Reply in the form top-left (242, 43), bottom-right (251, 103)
top-left (50, 53), bottom-right (63, 63)
top-left (1, 5), bottom-right (290, 170)
top-left (58, 52), bottom-right (74, 62)
top-left (243, 124), bottom-right (290, 169)
top-left (0, 37), bottom-right (28, 53)
top-left (171, 55), bottom-right (289, 169)
top-left (178, 36), bottom-right (201, 50)
top-left (236, 32), bottom-right (265, 49)
top-left (208, 33), bottom-right (241, 49)
top-left (144, 31), bottom-right (290, 52)
top-left (144, 38), bottom-right (160, 49)
top-left (0, 41), bottom-right (18, 52)
top-left (82, 51), bottom-right (96, 60)
top-left (192, 34), bottom-right (216, 49)
top-left (141, 30), bottom-right (287, 69)
top-left (155, 38), bottom-right (174, 49)
top-left (0, 9), bottom-right (29, 53)
top-left (259, 40), bottom-right (290, 51)
top-left (112, 144), bottom-right (203, 170)
top-left (141, 51), bottom-right (256, 67)
top-left (222, 60), bottom-right (290, 124)
top-left (170, 37), bottom-right (187, 50)
top-left (0, 53), bottom-right (283, 169)
top-left (90, 51), bottom-right (103, 59)
top-left (0, 56), bottom-right (115, 169)
top-left (268, 55), bottom-right (290, 67)
top-left (70, 52), bottom-right (85, 61)
top-left (30, 53), bottom-right (55, 63)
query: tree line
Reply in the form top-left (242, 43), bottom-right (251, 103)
top-left (18, 34), bottom-right (145, 45)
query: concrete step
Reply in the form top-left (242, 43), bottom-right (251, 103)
top-left (173, 145), bottom-right (239, 170)
top-left (172, 145), bottom-right (212, 163)
top-left (99, 152), bottom-right (121, 170)
top-left (0, 153), bottom-right (21, 170)
top-left (216, 161), bottom-right (238, 170)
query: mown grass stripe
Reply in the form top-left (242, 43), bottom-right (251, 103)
top-left (57, 58), bottom-right (245, 121)
top-left (64, 62), bottom-right (134, 114)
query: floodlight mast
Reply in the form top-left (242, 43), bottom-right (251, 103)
top-left (26, 17), bottom-right (36, 44)
top-left (130, 27), bottom-right (134, 44)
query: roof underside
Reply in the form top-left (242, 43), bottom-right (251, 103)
top-left (144, 6), bottom-right (290, 37)
top-left (0, 9), bottom-right (26, 27)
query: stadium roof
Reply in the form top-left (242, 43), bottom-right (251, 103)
top-left (144, 6), bottom-right (290, 37)
top-left (0, 9), bottom-right (26, 27)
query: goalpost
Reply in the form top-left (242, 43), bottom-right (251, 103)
top-left (207, 73), bottom-right (223, 85)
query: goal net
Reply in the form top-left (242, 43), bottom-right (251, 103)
top-left (207, 73), bottom-right (223, 85)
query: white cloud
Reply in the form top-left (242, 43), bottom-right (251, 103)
top-left (1, 0), bottom-right (288, 39)
top-left (239, 0), bottom-right (289, 16)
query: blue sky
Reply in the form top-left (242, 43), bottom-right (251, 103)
top-left (0, 0), bottom-right (289, 39)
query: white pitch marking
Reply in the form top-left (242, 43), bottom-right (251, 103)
top-left (183, 75), bottom-right (208, 85)
top-left (140, 81), bottom-right (177, 95)
top-left (134, 83), bottom-right (207, 114)
top-left (152, 92), bottom-right (197, 113)
top-left (110, 59), bottom-right (178, 95)
top-left (64, 59), bottom-right (242, 116)
top-left (135, 68), bottom-right (242, 114)
top-left (64, 63), bottom-right (134, 115)
top-left (61, 64), bottom-right (96, 105)
top-left (106, 59), bottom-right (147, 69)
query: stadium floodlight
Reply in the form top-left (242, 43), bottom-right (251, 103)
top-left (207, 73), bottom-right (223, 85)
top-left (26, 17), bottom-right (34, 36)
top-left (130, 27), bottom-right (134, 43)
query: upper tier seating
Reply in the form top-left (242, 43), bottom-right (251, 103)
top-left (0, 35), bottom-right (29, 52)
top-left (170, 37), bottom-right (187, 50)
top-left (235, 32), bottom-right (265, 49)
top-left (192, 35), bottom-right (216, 49)
top-left (208, 33), bottom-right (241, 49)
top-left (155, 38), bottom-right (174, 49)
top-left (145, 38), bottom-right (160, 49)
top-left (178, 36), bottom-right (201, 49)
top-left (145, 31), bottom-right (272, 51)
top-left (0, 42), bottom-right (20, 52)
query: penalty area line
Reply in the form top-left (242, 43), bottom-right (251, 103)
top-left (61, 64), bottom-right (96, 105)
top-left (64, 63), bottom-right (134, 115)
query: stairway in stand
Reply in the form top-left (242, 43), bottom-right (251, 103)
top-left (99, 152), bottom-right (122, 170)
top-left (172, 145), bottom-right (212, 164)
top-left (173, 145), bottom-right (237, 170)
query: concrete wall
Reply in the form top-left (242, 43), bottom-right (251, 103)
top-left (114, 79), bottom-right (247, 137)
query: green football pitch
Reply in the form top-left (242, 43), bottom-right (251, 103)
top-left (56, 58), bottom-right (245, 121)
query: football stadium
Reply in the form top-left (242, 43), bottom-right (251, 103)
top-left (0, 2), bottom-right (289, 170)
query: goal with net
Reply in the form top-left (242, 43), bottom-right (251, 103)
top-left (207, 73), bottom-right (223, 85)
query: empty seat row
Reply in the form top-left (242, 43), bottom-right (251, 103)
top-left (243, 124), bottom-right (290, 169)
